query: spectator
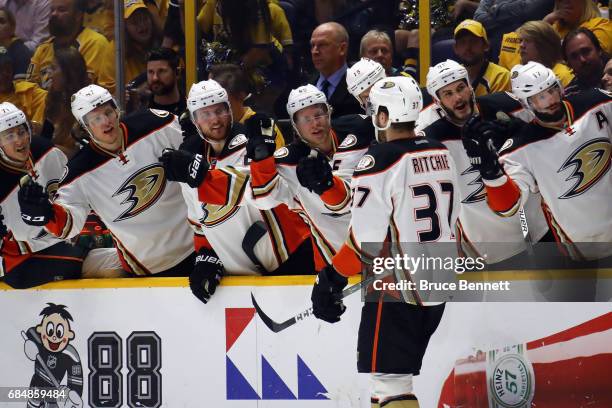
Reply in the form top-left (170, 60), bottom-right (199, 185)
top-left (0, 0), bottom-right (50, 52)
top-left (111, 0), bottom-right (162, 84)
top-left (544, 0), bottom-right (612, 56)
top-left (562, 27), bottom-right (608, 94)
top-left (310, 22), bottom-right (360, 117)
top-left (146, 47), bottom-right (184, 115)
top-left (0, 6), bottom-right (31, 80)
top-left (474, 0), bottom-right (554, 60)
top-left (209, 63), bottom-right (285, 148)
top-left (198, 0), bottom-right (293, 113)
top-left (516, 20), bottom-right (574, 87)
top-left (359, 29), bottom-right (411, 77)
top-left (27, 0), bottom-right (115, 92)
top-left (83, 0), bottom-right (113, 40)
top-left (602, 58), bottom-right (612, 92)
top-left (453, 19), bottom-right (511, 96)
top-left (41, 46), bottom-right (89, 156)
top-left (0, 49), bottom-right (47, 130)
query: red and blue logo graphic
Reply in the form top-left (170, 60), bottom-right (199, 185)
top-left (225, 308), bottom-right (328, 400)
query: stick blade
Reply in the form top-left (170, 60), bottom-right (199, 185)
top-left (251, 292), bottom-right (284, 333)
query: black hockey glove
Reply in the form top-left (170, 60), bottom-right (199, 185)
top-left (461, 116), bottom-right (504, 180)
top-left (189, 247), bottom-right (224, 304)
top-left (179, 110), bottom-right (199, 141)
top-left (0, 209), bottom-right (7, 239)
top-left (296, 154), bottom-right (334, 195)
top-left (245, 113), bottom-right (277, 161)
top-left (159, 148), bottom-right (209, 188)
top-left (311, 266), bottom-right (348, 323)
top-left (18, 179), bottom-right (53, 227)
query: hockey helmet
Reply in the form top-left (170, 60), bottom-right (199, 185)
top-left (369, 76), bottom-right (423, 136)
top-left (0, 102), bottom-right (31, 164)
top-left (511, 61), bottom-right (562, 110)
top-left (426, 59), bottom-right (471, 103)
top-left (346, 58), bottom-right (386, 114)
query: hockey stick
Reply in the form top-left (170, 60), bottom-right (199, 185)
top-left (251, 270), bottom-right (391, 333)
top-left (242, 221), bottom-right (268, 270)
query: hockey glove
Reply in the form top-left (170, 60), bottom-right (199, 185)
top-left (296, 154), bottom-right (334, 195)
top-left (311, 266), bottom-right (348, 323)
top-left (189, 247), bottom-right (223, 304)
top-left (159, 148), bottom-right (209, 188)
top-left (179, 110), bottom-right (199, 141)
top-left (18, 179), bottom-right (53, 226)
top-left (245, 113), bottom-right (277, 161)
top-left (0, 208), bottom-right (7, 239)
top-left (461, 116), bottom-right (504, 180)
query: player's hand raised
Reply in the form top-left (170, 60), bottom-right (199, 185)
top-left (461, 116), bottom-right (504, 180)
top-left (311, 266), bottom-right (348, 323)
top-left (296, 153), bottom-right (334, 195)
top-left (245, 113), bottom-right (277, 161)
top-left (189, 247), bottom-right (224, 304)
top-left (159, 148), bottom-right (209, 188)
top-left (17, 179), bottom-right (54, 227)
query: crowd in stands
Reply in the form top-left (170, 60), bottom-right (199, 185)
top-left (0, 0), bottom-right (611, 287)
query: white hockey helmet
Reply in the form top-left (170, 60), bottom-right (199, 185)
top-left (286, 84), bottom-right (329, 121)
top-left (346, 58), bottom-right (386, 113)
top-left (426, 59), bottom-right (471, 103)
top-left (0, 102), bottom-right (31, 164)
top-left (511, 61), bottom-right (562, 110)
top-left (187, 79), bottom-right (232, 139)
top-left (369, 76), bottom-right (423, 135)
top-left (71, 84), bottom-right (118, 140)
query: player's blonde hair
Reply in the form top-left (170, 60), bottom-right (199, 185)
top-left (553, 0), bottom-right (601, 27)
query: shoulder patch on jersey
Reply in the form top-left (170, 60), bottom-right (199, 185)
top-left (149, 108), bottom-right (170, 117)
top-left (123, 109), bottom-right (176, 147)
top-left (228, 133), bottom-right (248, 150)
top-left (339, 134), bottom-right (357, 148)
top-left (274, 146), bottom-right (289, 158)
top-left (356, 154), bottom-right (375, 171)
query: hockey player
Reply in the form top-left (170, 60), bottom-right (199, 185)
top-left (311, 76), bottom-right (457, 407)
top-left (421, 60), bottom-right (550, 264)
top-left (17, 84), bottom-right (195, 276)
top-left (464, 61), bottom-right (612, 261)
top-left (0, 102), bottom-right (85, 288)
top-left (247, 84), bottom-right (374, 270)
top-left (159, 79), bottom-right (314, 303)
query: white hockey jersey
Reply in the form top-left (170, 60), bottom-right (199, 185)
top-left (0, 138), bottom-right (68, 274)
top-left (249, 125), bottom-right (367, 270)
top-left (491, 88), bottom-right (612, 260)
top-left (421, 92), bottom-right (549, 263)
top-left (47, 109), bottom-right (193, 275)
top-left (182, 124), bottom-right (310, 275)
top-left (332, 136), bottom-right (460, 285)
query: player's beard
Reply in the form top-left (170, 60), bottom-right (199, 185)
top-left (445, 98), bottom-right (475, 124)
top-left (534, 106), bottom-right (565, 123)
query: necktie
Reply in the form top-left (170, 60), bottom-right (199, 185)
top-left (321, 80), bottom-right (331, 98)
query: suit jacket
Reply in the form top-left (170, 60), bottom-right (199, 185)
top-left (310, 72), bottom-right (362, 119)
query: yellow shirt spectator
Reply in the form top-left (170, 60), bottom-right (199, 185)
top-left (472, 61), bottom-right (511, 97)
top-left (83, 3), bottom-right (115, 40)
top-left (553, 62), bottom-right (575, 87)
top-left (27, 27), bottom-right (115, 92)
top-left (498, 32), bottom-right (521, 71)
top-left (239, 106), bottom-right (285, 149)
top-left (197, 0), bottom-right (293, 51)
top-left (554, 17), bottom-right (612, 55)
top-left (0, 81), bottom-right (47, 126)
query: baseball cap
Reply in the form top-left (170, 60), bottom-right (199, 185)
top-left (124, 0), bottom-right (147, 19)
top-left (454, 19), bottom-right (488, 43)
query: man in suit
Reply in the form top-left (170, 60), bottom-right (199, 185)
top-left (310, 22), bottom-right (361, 118)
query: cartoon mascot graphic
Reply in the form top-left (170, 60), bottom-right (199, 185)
top-left (22, 303), bottom-right (83, 408)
